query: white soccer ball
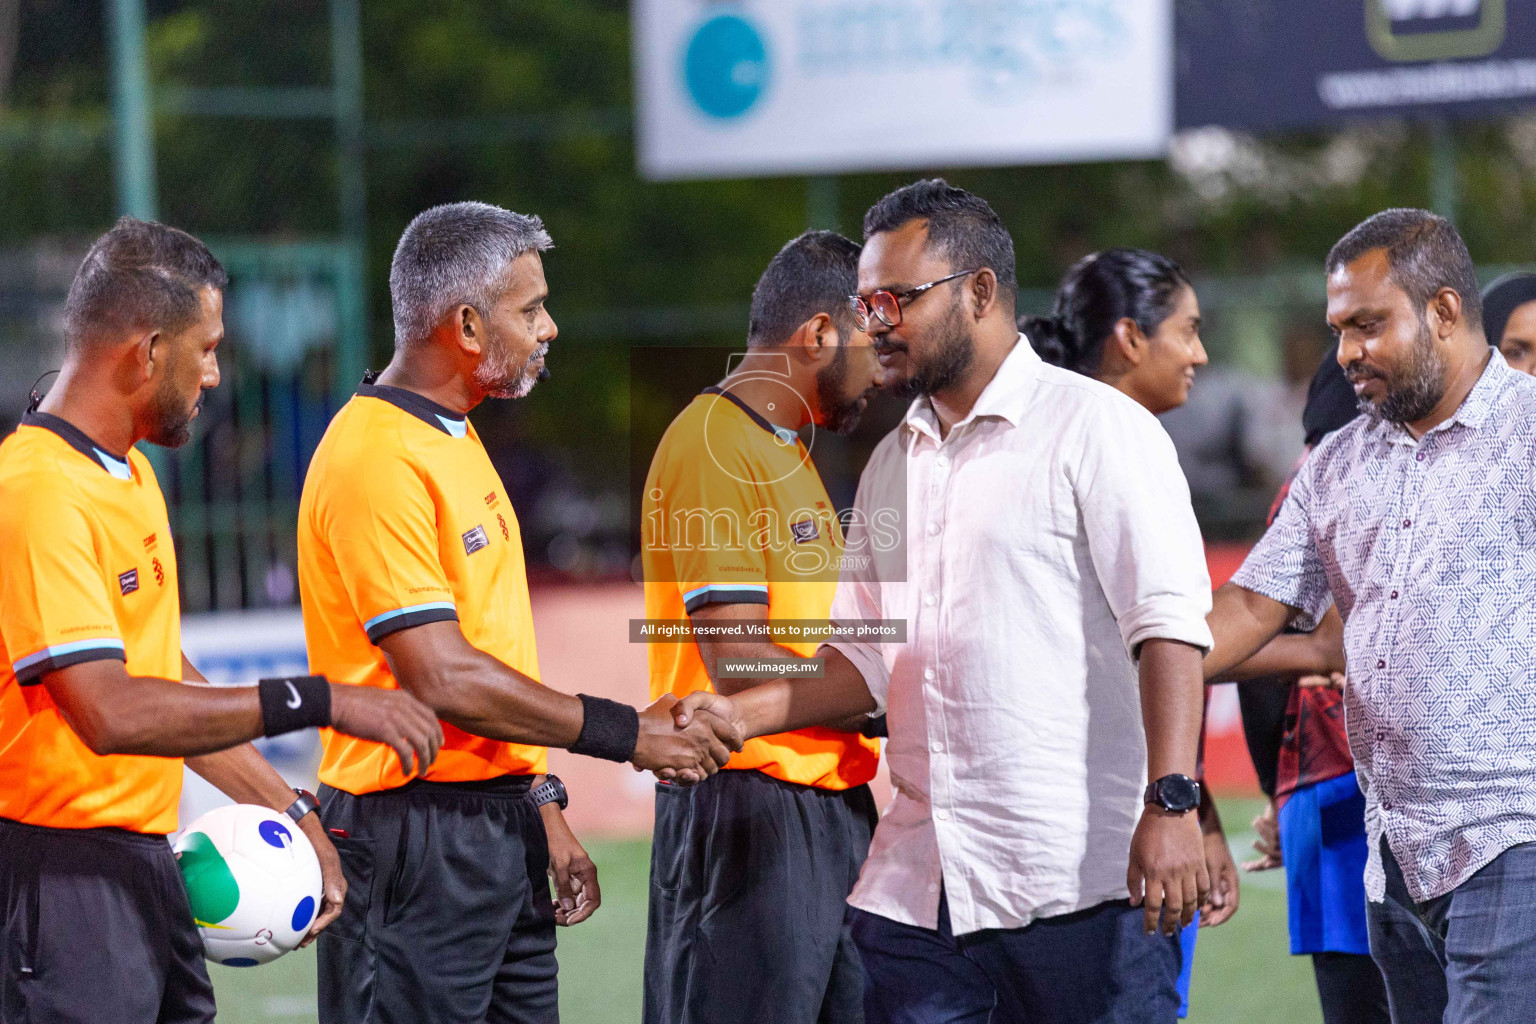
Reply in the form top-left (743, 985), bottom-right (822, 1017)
top-left (173, 803), bottom-right (324, 967)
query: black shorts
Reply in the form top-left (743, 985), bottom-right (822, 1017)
top-left (0, 816), bottom-right (215, 1024)
top-left (644, 769), bottom-right (878, 1024)
top-left (316, 776), bottom-right (557, 1024)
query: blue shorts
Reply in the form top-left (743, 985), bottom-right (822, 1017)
top-left (1176, 913), bottom-right (1199, 1017)
top-left (1279, 772), bottom-right (1371, 956)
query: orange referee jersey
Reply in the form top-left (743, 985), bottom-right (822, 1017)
top-left (0, 412), bottom-right (183, 833)
top-left (298, 379), bottom-right (546, 796)
top-left (642, 387), bottom-right (879, 790)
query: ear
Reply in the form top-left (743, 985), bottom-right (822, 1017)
top-left (135, 330), bottom-right (161, 384)
top-left (1430, 287), bottom-right (1462, 340)
top-left (801, 312), bottom-right (837, 364)
top-left (969, 268), bottom-right (999, 319)
top-left (454, 304), bottom-right (485, 357)
top-left (1109, 317), bottom-right (1146, 367)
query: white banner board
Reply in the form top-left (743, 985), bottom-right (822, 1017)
top-left (634, 0), bottom-right (1173, 180)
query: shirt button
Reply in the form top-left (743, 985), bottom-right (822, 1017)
top-left (928, 882), bottom-right (940, 894)
top-left (924, 667), bottom-right (936, 681)
top-left (1415, 452), bottom-right (1425, 462)
top-left (936, 455), bottom-right (950, 468)
top-left (1377, 659), bottom-right (1386, 669)
top-left (924, 594), bottom-right (936, 607)
top-left (931, 740), bottom-right (944, 753)
top-left (935, 810), bottom-right (950, 821)
top-left (928, 522), bottom-right (941, 535)
top-left (1402, 519), bottom-right (1412, 528)
top-left (1390, 590), bottom-right (1399, 599)
top-left (1382, 801), bottom-right (1394, 811)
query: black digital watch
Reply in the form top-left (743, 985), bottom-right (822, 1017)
top-left (529, 774), bottom-right (568, 811)
top-left (285, 787), bottom-right (320, 824)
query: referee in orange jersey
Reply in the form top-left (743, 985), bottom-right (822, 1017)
top-left (299, 202), bottom-right (740, 1024)
top-left (0, 218), bottom-right (441, 1024)
top-left (641, 232), bottom-right (884, 1024)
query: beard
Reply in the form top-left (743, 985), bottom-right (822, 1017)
top-left (475, 324), bottom-right (548, 400)
top-left (815, 345), bottom-right (869, 436)
top-left (1346, 317), bottom-right (1446, 424)
top-left (882, 293), bottom-right (975, 401)
top-left (145, 350), bottom-right (200, 448)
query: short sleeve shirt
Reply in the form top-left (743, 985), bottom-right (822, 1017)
top-left (299, 381), bottom-right (546, 796)
top-left (642, 388), bottom-right (879, 790)
top-left (0, 413), bottom-right (183, 833)
top-left (1232, 351), bottom-right (1536, 902)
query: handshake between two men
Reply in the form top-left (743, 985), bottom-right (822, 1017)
top-left (631, 692), bottom-right (747, 783)
top-left (634, 649), bottom-right (882, 784)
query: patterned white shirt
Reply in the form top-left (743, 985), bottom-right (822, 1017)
top-left (825, 338), bottom-right (1214, 935)
top-left (1233, 350), bottom-right (1536, 903)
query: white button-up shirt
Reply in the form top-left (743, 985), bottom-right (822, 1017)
top-left (825, 337), bottom-right (1213, 936)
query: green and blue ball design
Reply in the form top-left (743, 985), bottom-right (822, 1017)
top-left (174, 803), bottom-right (324, 967)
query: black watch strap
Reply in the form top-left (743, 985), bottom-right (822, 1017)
top-left (285, 788), bottom-right (320, 824)
top-left (529, 774), bottom-right (568, 810)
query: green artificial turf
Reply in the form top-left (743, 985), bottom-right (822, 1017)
top-left (207, 798), bottom-right (1327, 1023)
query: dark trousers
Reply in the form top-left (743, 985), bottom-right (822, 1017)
top-left (0, 816), bottom-right (215, 1024)
top-left (1366, 837), bottom-right (1536, 1024)
top-left (644, 770), bottom-right (878, 1024)
top-left (317, 777), bottom-right (558, 1024)
top-left (1311, 952), bottom-right (1390, 1024)
top-left (850, 892), bottom-right (1181, 1024)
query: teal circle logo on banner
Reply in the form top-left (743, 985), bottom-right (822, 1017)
top-left (683, 13), bottom-right (769, 119)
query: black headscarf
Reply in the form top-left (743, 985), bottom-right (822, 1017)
top-left (1481, 272), bottom-right (1536, 349)
top-left (1302, 344), bottom-right (1358, 447)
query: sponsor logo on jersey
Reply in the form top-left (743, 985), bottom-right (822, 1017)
top-left (790, 518), bottom-right (820, 544)
top-left (462, 525), bottom-right (489, 555)
top-left (118, 568), bottom-right (139, 595)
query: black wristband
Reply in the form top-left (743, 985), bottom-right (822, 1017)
top-left (257, 676), bottom-right (332, 737)
top-left (569, 694), bottom-right (640, 763)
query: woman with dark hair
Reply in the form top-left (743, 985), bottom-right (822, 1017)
top-left (1482, 272), bottom-right (1536, 374)
top-left (1020, 249), bottom-right (1227, 1019)
top-left (1023, 248), bottom-right (1208, 415)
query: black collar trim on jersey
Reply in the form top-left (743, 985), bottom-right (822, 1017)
top-left (20, 410), bottom-right (133, 477)
top-left (357, 373), bottom-right (468, 438)
top-left (700, 386), bottom-right (800, 445)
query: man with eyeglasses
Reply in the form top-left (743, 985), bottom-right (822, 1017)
top-left (671, 179), bottom-right (1214, 1023)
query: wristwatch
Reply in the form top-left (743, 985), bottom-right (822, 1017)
top-left (284, 788), bottom-right (320, 824)
top-left (529, 774), bottom-right (568, 811)
top-left (1143, 774), bottom-right (1201, 813)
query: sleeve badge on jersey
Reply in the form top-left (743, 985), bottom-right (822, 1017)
top-left (118, 568), bottom-right (140, 595)
top-left (462, 525), bottom-right (490, 555)
top-left (790, 518), bottom-right (820, 544)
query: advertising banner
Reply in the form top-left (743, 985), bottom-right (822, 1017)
top-left (634, 0), bottom-right (1172, 180)
top-left (1177, 0), bottom-right (1536, 131)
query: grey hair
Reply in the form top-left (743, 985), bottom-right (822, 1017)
top-left (389, 201), bottom-right (554, 349)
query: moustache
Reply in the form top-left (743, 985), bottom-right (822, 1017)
top-left (1344, 362), bottom-right (1384, 383)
